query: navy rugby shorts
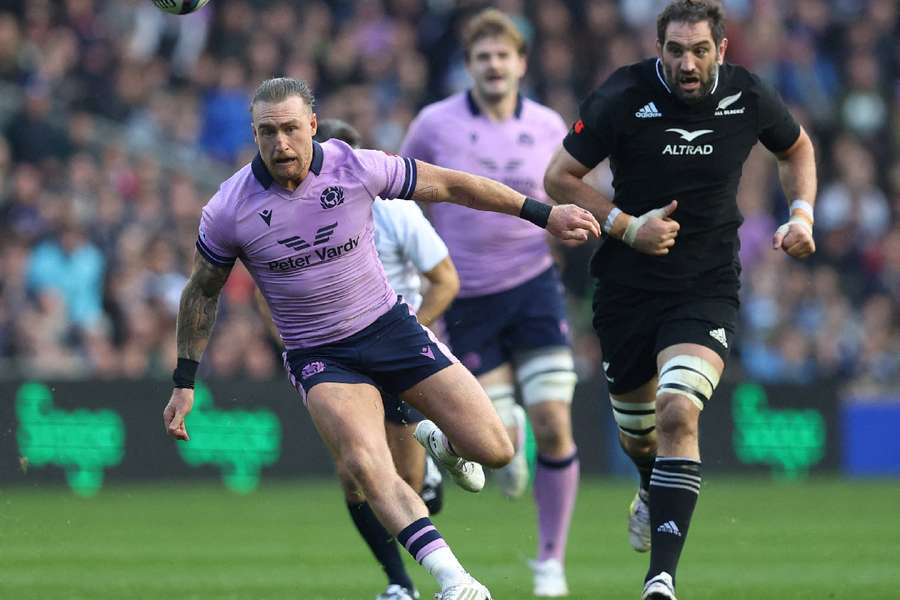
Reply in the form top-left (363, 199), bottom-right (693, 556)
top-left (443, 266), bottom-right (571, 376)
top-left (283, 298), bottom-right (456, 407)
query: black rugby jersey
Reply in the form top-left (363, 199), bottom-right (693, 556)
top-left (563, 58), bottom-right (800, 292)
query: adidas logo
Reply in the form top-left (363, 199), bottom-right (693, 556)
top-left (656, 520), bottom-right (682, 536)
top-left (709, 327), bottom-right (728, 348)
top-left (635, 102), bottom-right (662, 118)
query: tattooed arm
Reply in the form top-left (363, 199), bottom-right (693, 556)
top-left (410, 160), bottom-right (600, 242)
top-left (176, 252), bottom-right (233, 360)
top-left (164, 252), bottom-right (232, 441)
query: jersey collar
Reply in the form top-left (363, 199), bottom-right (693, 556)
top-left (655, 57), bottom-right (719, 97)
top-left (465, 89), bottom-right (524, 119)
top-left (251, 140), bottom-right (325, 190)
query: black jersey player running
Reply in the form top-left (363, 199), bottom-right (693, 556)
top-left (544, 1), bottom-right (816, 598)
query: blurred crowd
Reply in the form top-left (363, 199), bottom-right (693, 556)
top-left (0, 0), bottom-right (897, 393)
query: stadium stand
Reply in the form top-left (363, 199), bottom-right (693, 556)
top-left (0, 0), bottom-right (896, 393)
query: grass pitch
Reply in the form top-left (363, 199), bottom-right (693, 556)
top-left (1, 477), bottom-right (898, 599)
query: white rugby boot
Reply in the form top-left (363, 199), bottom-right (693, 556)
top-left (494, 403), bottom-right (529, 499)
top-left (629, 490), bottom-right (651, 552)
top-left (530, 558), bottom-right (569, 597)
top-left (641, 572), bottom-right (677, 600)
top-left (434, 576), bottom-right (492, 599)
top-left (376, 583), bottom-right (419, 599)
top-left (414, 420), bottom-right (485, 493)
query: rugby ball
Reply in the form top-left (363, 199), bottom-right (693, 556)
top-left (152, 0), bottom-right (210, 15)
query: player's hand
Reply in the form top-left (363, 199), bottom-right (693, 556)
top-left (547, 204), bottom-right (601, 243)
top-left (623, 200), bottom-right (680, 256)
top-left (772, 219), bottom-right (815, 258)
top-left (163, 388), bottom-right (194, 441)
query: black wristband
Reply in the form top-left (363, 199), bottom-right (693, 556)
top-left (519, 197), bottom-right (552, 228)
top-left (173, 358), bottom-right (199, 389)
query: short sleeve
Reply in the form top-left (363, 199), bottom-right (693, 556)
top-left (753, 75), bottom-right (801, 153)
top-left (399, 113), bottom-right (434, 163)
top-left (395, 202), bottom-right (449, 273)
top-left (562, 89), bottom-right (618, 169)
top-left (196, 191), bottom-right (238, 268)
top-left (356, 149), bottom-right (418, 201)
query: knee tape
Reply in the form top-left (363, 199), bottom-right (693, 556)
top-left (610, 397), bottom-right (656, 439)
top-left (484, 383), bottom-right (518, 427)
top-left (656, 355), bottom-right (721, 410)
top-left (515, 349), bottom-right (577, 406)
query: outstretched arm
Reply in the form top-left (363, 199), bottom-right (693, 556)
top-left (411, 160), bottom-right (600, 242)
top-left (164, 252), bottom-right (232, 441)
top-left (772, 127), bottom-right (817, 259)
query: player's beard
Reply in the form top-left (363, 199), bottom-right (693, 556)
top-left (475, 74), bottom-right (514, 105)
top-left (665, 61), bottom-right (718, 105)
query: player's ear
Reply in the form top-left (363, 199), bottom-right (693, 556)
top-left (250, 123), bottom-right (257, 145)
top-left (656, 39), bottom-right (663, 59)
top-left (717, 37), bottom-right (728, 64)
top-left (310, 112), bottom-right (318, 137)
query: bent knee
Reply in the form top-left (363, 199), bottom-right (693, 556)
top-left (531, 418), bottom-right (574, 455)
top-left (481, 425), bottom-right (515, 468)
top-left (340, 448), bottom-right (393, 492)
top-left (492, 435), bottom-right (516, 468)
top-left (656, 395), bottom-right (699, 440)
top-left (619, 429), bottom-right (657, 457)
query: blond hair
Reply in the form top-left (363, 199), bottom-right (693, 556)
top-left (462, 9), bottom-right (526, 60)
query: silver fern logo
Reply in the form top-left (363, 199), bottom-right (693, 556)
top-left (715, 91), bottom-right (745, 115)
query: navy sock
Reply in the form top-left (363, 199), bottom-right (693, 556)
top-left (646, 457), bottom-right (701, 586)
top-left (397, 517), bottom-right (448, 564)
top-left (621, 438), bottom-right (655, 497)
top-left (347, 501), bottom-right (414, 590)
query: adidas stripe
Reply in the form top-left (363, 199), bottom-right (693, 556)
top-left (651, 458), bottom-right (701, 495)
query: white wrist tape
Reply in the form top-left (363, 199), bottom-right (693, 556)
top-left (789, 199), bottom-right (814, 222)
top-left (622, 206), bottom-right (670, 247)
top-left (775, 217), bottom-right (812, 240)
top-left (603, 207), bottom-right (622, 234)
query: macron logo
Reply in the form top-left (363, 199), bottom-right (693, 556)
top-left (635, 102), bottom-right (662, 118)
top-left (656, 520), bottom-right (682, 536)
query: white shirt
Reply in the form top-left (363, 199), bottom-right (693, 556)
top-left (373, 198), bottom-right (449, 311)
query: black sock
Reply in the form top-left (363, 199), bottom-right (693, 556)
top-left (621, 438), bottom-right (655, 497)
top-left (347, 501), bottom-right (414, 591)
top-left (420, 455), bottom-right (444, 515)
top-left (646, 457), bottom-right (701, 586)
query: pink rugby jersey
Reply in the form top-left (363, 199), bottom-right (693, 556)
top-left (196, 139), bottom-right (417, 349)
top-left (401, 91), bottom-right (568, 298)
